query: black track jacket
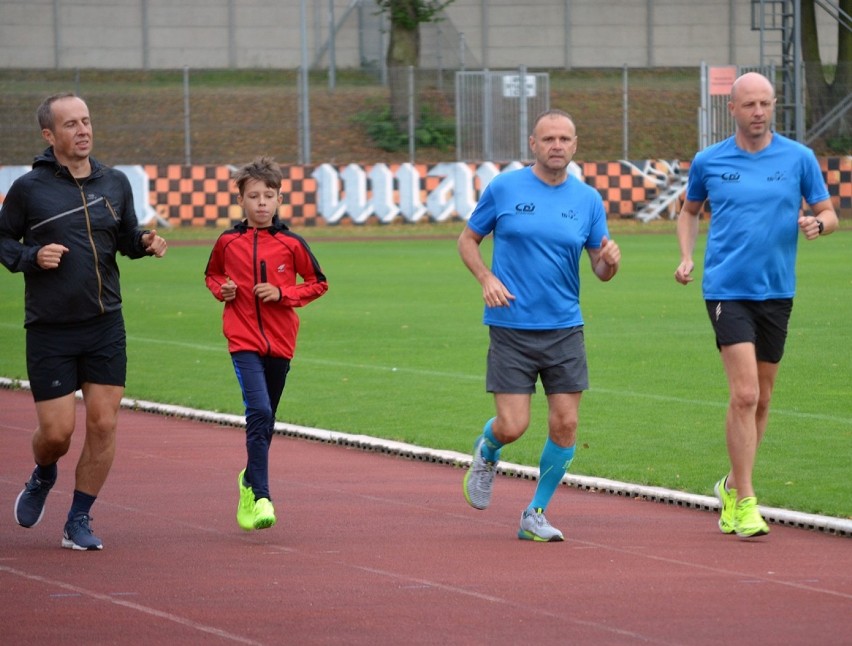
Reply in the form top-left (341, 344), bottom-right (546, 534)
top-left (0, 148), bottom-right (151, 327)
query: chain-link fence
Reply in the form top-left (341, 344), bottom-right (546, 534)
top-left (0, 65), bottom-right (845, 168)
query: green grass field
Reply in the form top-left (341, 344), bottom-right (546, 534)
top-left (1, 224), bottom-right (849, 518)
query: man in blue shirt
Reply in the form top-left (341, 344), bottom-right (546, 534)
top-left (458, 109), bottom-right (621, 542)
top-left (675, 72), bottom-right (838, 538)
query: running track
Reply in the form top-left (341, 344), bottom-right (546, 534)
top-left (1, 386), bottom-right (850, 645)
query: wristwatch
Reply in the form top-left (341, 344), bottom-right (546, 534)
top-left (815, 218), bottom-right (824, 235)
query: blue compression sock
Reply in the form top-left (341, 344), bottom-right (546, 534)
top-left (68, 490), bottom-right (97, 521)
top-left (480, 417), bottom-right (503, 463)
top-left (529, 438), bottom-right (575, 512)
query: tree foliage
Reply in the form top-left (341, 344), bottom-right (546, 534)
top-left (375, 0), bottom-right (453, 31)
top-left (376, 0), bottom-right (456, 127)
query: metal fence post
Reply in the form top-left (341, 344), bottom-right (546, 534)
top-left (519, 65), bottom-right (528, 161)
top-left (299, 0), bottom-right (311, 165)
top-left (183, 65), bottom-right (191, 166)
top-left (483, 70), bottom-right (492, 162)
top-left (622, 63), bottom-right (629, 160)
top-left (699, 61), bottom-right (708, 150)
top-left (408, 65), bottom-right (415, 163)
top-left (328, 0), bottom-right (336, 91)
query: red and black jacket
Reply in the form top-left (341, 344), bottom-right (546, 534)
top-left (204, 218), bottom-right (328, 359)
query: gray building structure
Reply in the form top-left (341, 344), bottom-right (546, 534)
top-left (0, 0), bottom-right (841, 71)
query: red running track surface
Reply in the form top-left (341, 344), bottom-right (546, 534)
top-left (1, 387), bottom-right (850, 645)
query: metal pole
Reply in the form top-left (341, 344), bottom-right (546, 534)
top-left (408, 66), bottom-right (416, 163)
top-left (53, 0), bottom-right (60, 69)
top-left (380, 12), bottom-right (388, 86)
top-left (141, 0), bottom-right (149, 70)
top-left (183, 66), bottom-right (191, 166)
top-left (228, 0), bottom-right (236, 67)
top-left (480, 0), bottom-right (488, 69)
top-left (519, 65), bottom-right (528, 162)
top-left (455, 71), bottom-right (462, 161)
top-left (699, 61), bottom-right (709, 150)
top-left (564, 0), bottom-right (572, 70)
top-left (299, 0), bottom-right (311, 164)
top-left (728, 0), bottom-right (735, 64)
top-left (483, 70), bottom-right (492, 162)
top-left (622, 64), bottom-right (629, 160)
top-left (328, 0), bottom-right (336, 91)
top-left (793, 0), bottom-right (804, 141)
top-left (646, 0), bottom-right (654, 67)
top-left (436, 24), bottom-right (443, 91)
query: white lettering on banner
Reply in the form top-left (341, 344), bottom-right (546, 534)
top-left (426, 162), bottom-right (465, 222)
top-left (368, 163), bottom-right (399, 223)
top-left (313, 163), bottom-right (347, 223)
top-left (309, 160), bottom-right (704, 225)
top-left (312, 161), bottom-right (527, 225)
top-left (397, 163), bottom-right (427, 223)
top-left (340, 164), bottom-right (374, 224)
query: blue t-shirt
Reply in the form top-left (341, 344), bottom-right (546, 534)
top-left (687, 134), bottom-right (829, 300)
top-left (467, 165), bottom-right (609, 330)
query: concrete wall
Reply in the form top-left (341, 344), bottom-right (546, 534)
top-left (0, 0), bottom-right (841, 71)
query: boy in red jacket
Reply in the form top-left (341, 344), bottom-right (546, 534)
top-left (205, 157), bottom-right (328, 531)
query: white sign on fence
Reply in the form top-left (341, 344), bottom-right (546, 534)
top-left (501, 75), bottom-right (537, 98)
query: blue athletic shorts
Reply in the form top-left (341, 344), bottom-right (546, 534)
top-left (26, 310), bottom-right (127, 402)
top-left (486, 326), bottom-right (588, 395)
top-left (705, 299), bottom-right (793, 363)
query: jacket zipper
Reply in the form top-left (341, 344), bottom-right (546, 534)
top-left (77, 180), bottom-right (105, 314)
top-left (253, 229), bottom-right (271, 355)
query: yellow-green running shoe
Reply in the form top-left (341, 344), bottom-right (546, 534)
top-left (237, 469), bottom-right (256, 531)
top-left (713, 476), bottom-right (737, 534)
top-left (734, 496), bottom-right (769, 538)
top-left (253, 498), bottom-right (276, 530)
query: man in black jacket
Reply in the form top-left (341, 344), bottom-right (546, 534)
top-left (0, 92), bottom-right (167, 550)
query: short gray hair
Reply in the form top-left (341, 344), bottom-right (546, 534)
top-left (36, 92), bottom-right (78, 131)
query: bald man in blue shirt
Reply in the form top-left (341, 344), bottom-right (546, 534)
top-left (459, 109), bottom-right (621, 542)
top-left (675, 72), bottom-right (838, 538)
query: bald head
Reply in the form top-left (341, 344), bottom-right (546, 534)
top-left (730, 72), bottom-right (775, 102)
top-left (728, 72), bottom-right (776, 150)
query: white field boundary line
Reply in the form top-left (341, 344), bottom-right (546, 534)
top-left (2, 377), bottom-right (849, 538)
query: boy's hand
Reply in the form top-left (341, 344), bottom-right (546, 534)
top-left (221, 278), bottom-right (237, 301)
top-left (253, 283), bottom-right (282, 303)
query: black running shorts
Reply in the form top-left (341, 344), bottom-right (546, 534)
top-left (705, 299), bottom-right (793, 364)
top-left (26, 310), bottom-right (127, 402)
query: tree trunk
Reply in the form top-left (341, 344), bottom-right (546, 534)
top-left (801, 0), bottom-right (851, 140)
top-left (833, 0), bottom-right (852, 136)
top-left (386, 10), bottom-right (420, 129)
